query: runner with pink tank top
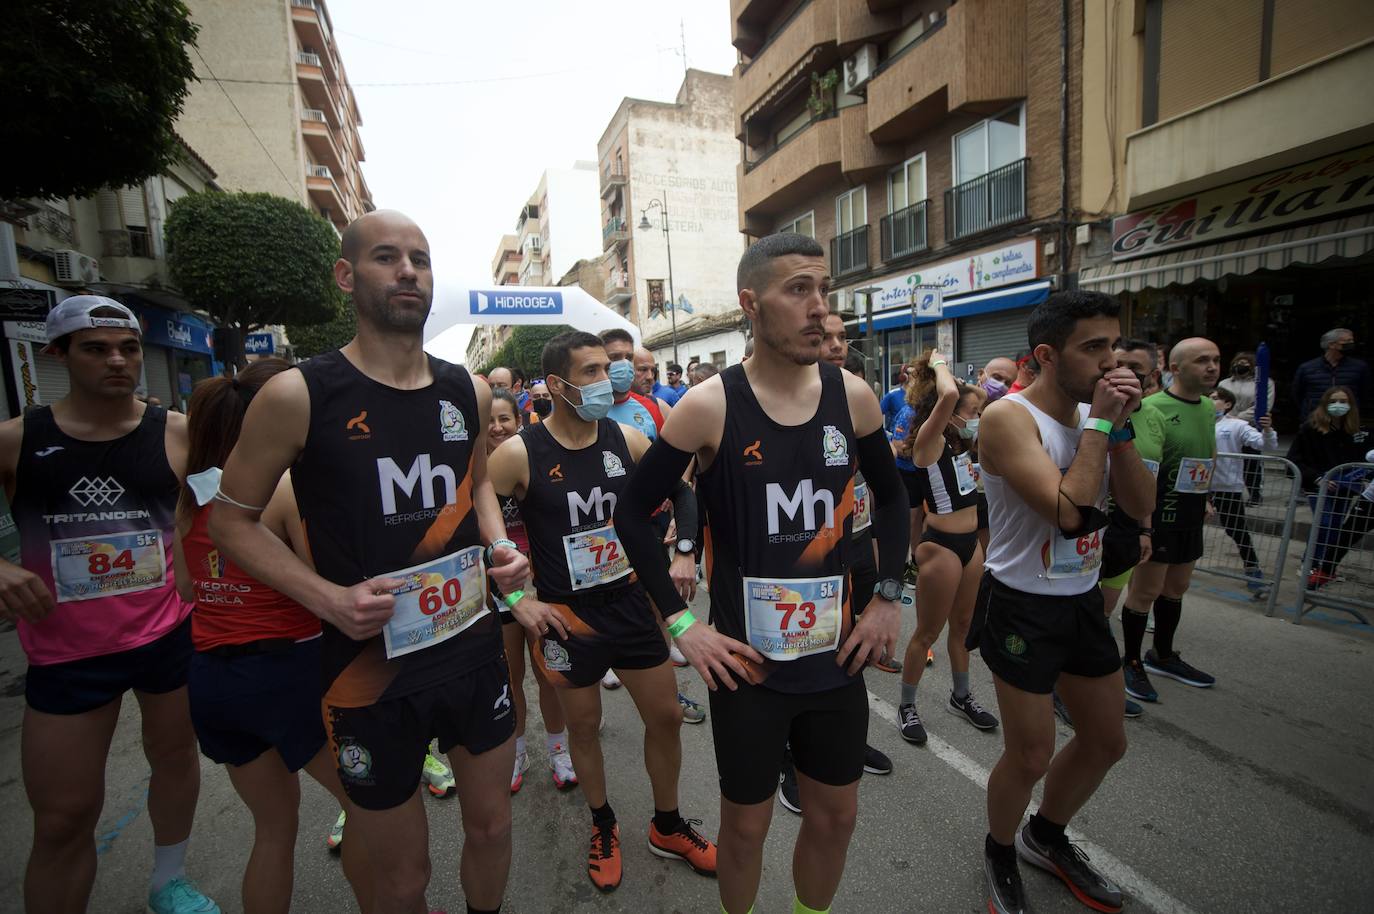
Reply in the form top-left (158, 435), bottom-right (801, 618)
top-left (0, 296), bottom-right (218, 914)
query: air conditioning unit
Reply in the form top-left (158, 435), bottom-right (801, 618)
top-left (827, 289), bottom-right (852, 317)
top-left (53, 250), bottom-right (99, 286)
top-left (843, 44), bottom-right (878, 95)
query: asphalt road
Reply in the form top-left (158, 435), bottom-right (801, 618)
top-left (1, 575), bottom-right (1371, 913)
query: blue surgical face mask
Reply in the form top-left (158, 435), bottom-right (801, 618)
top-left (557, 377), bottom-right (614, 421)
top-left (608, 358), bottom-right (634, 395)
top-left (1215, 408), bottom-right (1227, 419)
top-left (955, 417), bottom-right (980, 439)
top-left (1327, 401), bottom-right (1351, 418)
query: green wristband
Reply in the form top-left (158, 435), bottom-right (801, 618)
top-left (1082, 417), bottom-right (1114, 436)
top-left (931, 359), bottom-right (948, 368)
top-left (503, 589), bottom-right (525, 608)
top-left (667, 610), bottom-right (697, 639)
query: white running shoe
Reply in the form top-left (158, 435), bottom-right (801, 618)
top-left (550, 742), bottom-right (578, 789)
top-left (511, 747), bottom-right (529, 794)
top-left (601, 669), bottom-right (622, 689)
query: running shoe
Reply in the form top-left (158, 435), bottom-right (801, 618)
top-left (148, 877), bottom-right (220, 914)
top-left (1123, 697), bottom-right (1143, 718)
top-left (601, 669), bottom-right (622, 690)
top-left (648, 818), bottom-right (717, 876)
top-left (511, 746), bottom-right (529, 794)
top-left (1016, 823), bottom-right (1123, 913)
top-left (550, 742), bottom-right (578, 789)
top-left (984, 842), bottom-right (1025, 914)
top-left (1145, 611), bottom-right (1154, 633)
top-left (925, 648), bottom-right (935, 667)
top-left (587, 822), bottom-right (622, 892)
top-left (1306, 569), bottom-right (1334, 590)
top-left (423, 752), bottom-right (455, 798)
top-left (873, 652), bottom-right (903, 674)
top-left (1244, 567), bottom-right (1267, 594)
top-left (678, 692), bottom-right (706, 724)
top-left (1144, 649), bottom-right (1216, 688)
top-left (897, 702), bottom-right (927, 745)
top-left (669, 643), bottom-right (689, 667)
top-left (326, 809), bottom-right (345, 852)
top-left (947, 690), bottom-right (999, 730)
top-left (863, 744), bottom-right (893, 775)
top-left (902, 559), bottom-right (919, 587)
top-left (1123, 659), bottom-right (1158, 703)
top-left (1053, 690), bottom-right (1074, 727)
top-left (778, 753), bottom-right (801, 814)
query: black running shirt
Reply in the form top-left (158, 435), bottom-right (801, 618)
top-left (698, 362), bottom-right (858, 694)
top-left (292, 351), bottom-right (500, 708)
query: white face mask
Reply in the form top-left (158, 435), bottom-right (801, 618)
top-left (186, 467), bottom-right (222, 506)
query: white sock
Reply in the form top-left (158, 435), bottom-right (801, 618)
top-left (515, 735), bottom-right (527, 757)
top-left (150, 839), bottom-right (188, 893)
top-left (547, 729), bottom-right (567, 753)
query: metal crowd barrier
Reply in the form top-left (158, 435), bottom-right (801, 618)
top-left (1195, 452), bottom-right (1302, 618)
top-left (1294, 462), bottom-right (1374, 625)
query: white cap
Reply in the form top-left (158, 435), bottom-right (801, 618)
top-left (46, 295), bottom-right (141, 343)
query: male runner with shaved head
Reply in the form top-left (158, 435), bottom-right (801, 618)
top-left (211, 209), bottom-right (530, 913)
top-left (1121, 336), bottom-right (1222, 702)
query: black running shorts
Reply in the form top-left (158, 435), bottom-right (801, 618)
top-left (971, 573), bottom-right (1120, 694)
top-left (323, 657), bottom-right (515, 810)
top-left (707, 678), bottom-right (868, 805)
top-left (25, 616), bottom-right (192, 715)
top-left (1146, 526), bottom-right (1204, 565)
top-left (850, 531), bottom-right (877, 617)
top-left (529, 585), bottom-right (670, 689)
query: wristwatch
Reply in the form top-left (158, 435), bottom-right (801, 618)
top-left (1109, 418), bottom-right (1135, 443)
top-left (675, 538), bottom-right (696, 555)
top-left (874, 578), bottom-right (903, 602)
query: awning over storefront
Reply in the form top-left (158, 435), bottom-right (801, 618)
top-left (1079, 212), bottom-right (1374, 295)
top-left (862, 280), bottom-right (1052, 333)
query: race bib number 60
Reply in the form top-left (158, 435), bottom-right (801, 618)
top-left (742, 575), bottom-right (844, 661)
top-left (50, 530), bottom-right (166, 603)
top-left (381, 545), bottom-right (488, 659)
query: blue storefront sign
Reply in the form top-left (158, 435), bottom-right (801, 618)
top-left (468, 290), bottom-right (563, 316)
top-left (245, 333), bottom-right (276, 355)
top-left (137, 305), bottom-right (214, 355)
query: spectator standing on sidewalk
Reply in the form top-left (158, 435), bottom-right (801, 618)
top-left (1292, 329), bottom-right (1370, 419)
top-left (1287, 386), bottom-right (1371, 585)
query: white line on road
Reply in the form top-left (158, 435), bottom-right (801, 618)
top-left (867, 689), bottom-right (1201, 914)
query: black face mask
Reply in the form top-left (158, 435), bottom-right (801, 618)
top-left (1232, 363), bottom-right (1252, 376)
top-left (1340, 341), bottom-right (1356, 353)
top-left (531, 398), bottom-right (553, 419)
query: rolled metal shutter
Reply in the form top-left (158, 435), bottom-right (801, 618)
top-left (141, 345), bottom-right (177, 408)
top-left (35, 349), bottom-right (72, 405)
top-left (956, 307), bottom-right (1033, 373)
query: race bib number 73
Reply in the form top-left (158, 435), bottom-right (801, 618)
top-left (742, 575), bottom-right (844, 661)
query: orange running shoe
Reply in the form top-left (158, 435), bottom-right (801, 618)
top-left (926, 648), bottom-right (935, 667)
top-left (587, 823), bottom-right (622, 891)
top-left (648, 818), bottom-right (718, 877)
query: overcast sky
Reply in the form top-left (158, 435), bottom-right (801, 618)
top-left (328, 0), bottom-right (739, 361)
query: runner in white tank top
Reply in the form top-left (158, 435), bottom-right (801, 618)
top-left (972, 291), bottom-right (1157, 914)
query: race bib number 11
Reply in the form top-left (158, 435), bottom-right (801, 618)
top-left (742, 575), bottom-right (844, 661)
top-left (50, 530), bottom-right (166, 603)
top-left (381, 545), bottom-right (489, 659)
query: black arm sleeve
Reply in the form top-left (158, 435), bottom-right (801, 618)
top-left (856, 428), bottom-right (910, 583)
top-left (669, 477), bottom-right (698, 545)
top-left (615, 437), bottom-right (694, 619)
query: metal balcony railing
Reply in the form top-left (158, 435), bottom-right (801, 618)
top-left (945, 157), bottom-right (1028, 242)
top-left (308, 163), bottom-right (333, 179)
top-left (602, 217), bottom-right (628, 246)
top-left (101, 228), bottom-right (153, 258)
top-left (296, 51), bottom-right (322, 67)
top-left (880, 199), bottom-right (930, 261)
top-left (830, 225), bottom-right (869, 277)
top-left (302, 107), bottom-right (327, 122)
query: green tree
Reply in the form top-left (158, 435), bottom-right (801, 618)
top-left (287, 301), bottom-right (356, 360)
top-left (2, 0), bottom-right (200, 201)
top-left (166, 191), bottom-right (342, 367)
top-left (480, 325), bottom-right (573, 376)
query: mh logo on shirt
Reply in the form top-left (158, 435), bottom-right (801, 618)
top-left (377, 454), bottom-right (456, 518)
top-left (567, 486), bottom-right (616, 528)
top-left (766, 479), bottom-right (835, 539)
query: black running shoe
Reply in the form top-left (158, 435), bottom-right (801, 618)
top-left (984, 842), bottom-right (1026, 914)
top-left (947, 690), bottom-right (999, 730)
top-left (1123, 697), bottom-right (1143, 718)
top-left (777, 754), bottom-right (801, 814)
top-left (1053, 689), bottom-right (1074, 727)
top-left (1123, 659), bottom-right (1158, 702)
top-left (897, 702), bottom-right (927, 745)
top-left (863, 744), bottom-right (893, 775)
top-left (1144, 649), bottom-right (1215, 688)
top-left (1015, 823), bottom-right (1123, 913)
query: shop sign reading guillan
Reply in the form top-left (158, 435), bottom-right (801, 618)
top-left (1111, 144), bottom-right (1374, 261)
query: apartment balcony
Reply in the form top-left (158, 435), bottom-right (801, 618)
top-left (601, 165), bottom-right (628, 200)
top-left (306, 164), bottom-right (346, 227)
top-left (738, 113), bottom-right (841, 229)
top-left (865, 0), bottom-right (1023, 144)
top-left (945, 158), bottom-right (1028, 242)
top-left (301, 108), bottom-right (343, 175)
top-left (880, 200), bottom-right (930, 262)
top-left (839, 103), bottom-right (903, 180)
top-left (604, 269), bottom-right (632, 304)
top-left (100, 228), bottom-right (154, 259)
top-left (602, 217), bottom-right (629, 249)
top-left (735, 0), bottom-right (837, 129)
top-left (291, 1), bottom-right (338, 80)
top-left (830, 225), bottom-right (869, 277)
top-left (296, 53), bottom-right (347, 133)
top-left (731, 0), bottom-right (800, 57)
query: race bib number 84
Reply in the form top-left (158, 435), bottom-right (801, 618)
top-left (50, 530), bottom-right (166, 603)
top-left (742, 575), bottom-right (844, 661)
top-left (381, 545), bottom-right (488, 659)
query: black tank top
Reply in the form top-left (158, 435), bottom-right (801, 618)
top-left (918, 441), bottom-right (980, 514)
top-left (698, 362), bottom-right (857, 694)
top-left (518, 419), bottom-right (637, 602)
top-left (293, 350), bottom-right (499, 705)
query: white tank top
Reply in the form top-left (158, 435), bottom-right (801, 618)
top-left (983, 393), bottom-right (1109, 596)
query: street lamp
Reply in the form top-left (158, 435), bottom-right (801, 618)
top-left (638, 191), bottom-right (678, 365)
top-left (853, 284), bottom-right (883, 393)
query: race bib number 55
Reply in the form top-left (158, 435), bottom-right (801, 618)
top-left (742, 575), bottom-right (844, 661)
top-left (50, 530), bottom-right (166, 603)
top-left (381, 546), bottom-right (488, 659)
